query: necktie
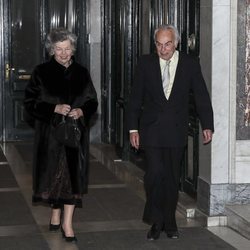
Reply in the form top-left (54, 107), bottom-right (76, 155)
top-left (162, 60), bottom-right (170, 98)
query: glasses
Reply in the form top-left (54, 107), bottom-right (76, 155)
top-left (155, 41), bottom-right (173, 49)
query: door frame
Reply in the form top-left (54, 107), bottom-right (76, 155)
top-left (0, 0), bottom-right (11, 142)
top-left (0, 0), bottom-right (4, 141)
top-left (101, 0), bottom-right (137, 160)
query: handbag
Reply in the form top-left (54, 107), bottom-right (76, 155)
top-left (54, 116), bottom-right (81, 148)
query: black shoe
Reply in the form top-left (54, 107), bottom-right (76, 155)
top-left (146, 224), bottom-right (162, 241)
top-left (61, 227), bottom-right (77, 242)
top-left (166, 230), bottom-right (179, 239)
top-left (49, 222), bottom-right (61, 231)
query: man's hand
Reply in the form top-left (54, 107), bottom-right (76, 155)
top-left (202, 129), bottom-right (213, 144)
top-left (130, 132), bottom-right (140, 149)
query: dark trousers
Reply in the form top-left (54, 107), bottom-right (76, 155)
top-left (143, 146), bottom-right (184, 231)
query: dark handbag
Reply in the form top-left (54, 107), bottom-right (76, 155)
top-left (54, 116), bottom-right (81, 148)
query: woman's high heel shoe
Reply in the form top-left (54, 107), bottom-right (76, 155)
top-left (49, 221), bottom-right (61, 231)
top-left (61, 227), bottom-right (77, 242)
top-left (49, 208), bottom-right (62, 231)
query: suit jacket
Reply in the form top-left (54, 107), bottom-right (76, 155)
top-left (127, 52), bottom-right (214, 147)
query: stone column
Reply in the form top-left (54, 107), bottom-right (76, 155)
top-left (197, 0), bottom-right (247, 216)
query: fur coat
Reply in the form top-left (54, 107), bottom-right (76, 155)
top-left (24, 56), bottom-right (98, 207)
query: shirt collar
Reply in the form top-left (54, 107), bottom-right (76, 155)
top-left (159, 50), bottom-right (178, 64)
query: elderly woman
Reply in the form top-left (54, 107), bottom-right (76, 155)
top-left (24, 28), bottom-right (98, 242)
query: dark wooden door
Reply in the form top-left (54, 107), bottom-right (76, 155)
top-left (179, 0), bottom-right (200, 197)
top-left (1, 0), bottom-right (89, 141)
top-left (2, 0), bottom-right (42, 140)
top-left (102, 0), bottom-right (138, 159)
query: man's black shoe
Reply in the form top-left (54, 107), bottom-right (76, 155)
top-left (166, 230), bottom-right (179, 239)
top-left (147, 224), bottom-right (162, 241)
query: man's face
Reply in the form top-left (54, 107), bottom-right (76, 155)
top-left (155, 29), bottom-right (176, 61)
top-left (53, 40), bottom-right (73, 67)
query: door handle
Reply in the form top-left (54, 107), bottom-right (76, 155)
top-left (188, 34), bottom-right (196, 51)
top-left (5, 63), bottom-right (15, 80)
top-left (18, 74), bottom-right (31, 80)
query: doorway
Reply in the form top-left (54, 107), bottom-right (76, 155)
top-left (0, 0), bottom-right (89, 141)
top-left (101, 0), bottom-right (201, 197)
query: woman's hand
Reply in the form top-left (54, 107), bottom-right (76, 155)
top-left (54, 104), bottom-right (71, 116)
top-left (68, 108), bottom-right (83, 119)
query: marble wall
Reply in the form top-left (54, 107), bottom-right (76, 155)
top-left (236, 0), bottom-right (250, 139)
top-left (243, 2), bottom-right (250, 128)
top-left (234, 1), bottom-right (250, 185)
top-left (247, 2), bottom-right (250, 123)
top-left (198, 177), bottom-right (250, 216)
top-left (200, 0), bottom-right (231, 185)
top-left (198, 0), bottom-right (250, 216)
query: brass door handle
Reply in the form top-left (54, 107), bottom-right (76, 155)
top-left (5, 63), bottom-right (15, 80)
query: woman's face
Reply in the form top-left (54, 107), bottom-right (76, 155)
top-left (53, 40), bottom-right (73, 67)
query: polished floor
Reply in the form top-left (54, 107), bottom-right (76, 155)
top-left (0, 142), bottom-right (249, 250)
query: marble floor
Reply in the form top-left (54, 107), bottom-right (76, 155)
top-left (0, 142), bottom-right (249, 250)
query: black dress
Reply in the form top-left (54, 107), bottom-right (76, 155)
top-left (24, 56), bottom-right (98, 208)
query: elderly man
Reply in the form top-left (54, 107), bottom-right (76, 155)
top-left (128, 24), bottom-right (214, 240)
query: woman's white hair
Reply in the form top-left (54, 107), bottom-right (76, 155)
top-left (45, 27), bottom-right (77, 55)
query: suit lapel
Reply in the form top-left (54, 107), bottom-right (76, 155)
top-left (172, 52), bottom-right (183, 87)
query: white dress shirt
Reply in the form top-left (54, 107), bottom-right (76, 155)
top-left (159, 50), bottom-right (179, 99)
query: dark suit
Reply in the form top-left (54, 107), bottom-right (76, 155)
top-left (127, 52), bottom-right (214, 230)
